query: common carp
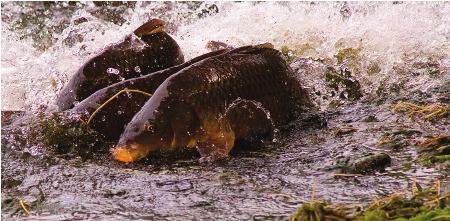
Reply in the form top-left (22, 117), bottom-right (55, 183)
top-left (111, 43), bottom-right (312, 163)
top-left (56, 19), bottom-right (184, 110)
top-left (72, 49), bottom-right (230, 140)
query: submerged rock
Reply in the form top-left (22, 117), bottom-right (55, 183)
top-left (325, 67), bottom-right (363, 101)
top-left (325, 152), bottom-right (391, 174)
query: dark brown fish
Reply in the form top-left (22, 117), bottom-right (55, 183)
top-left (56, 19), bottom-right (184, 110)
top-left (71, 49), bottom-right (230, 140)
top-left (111, 43), bottom-right (312, 162)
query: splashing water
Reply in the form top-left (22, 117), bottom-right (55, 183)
top-left (2, 2), bottom-right (449, 111)
top-left (1, 2), bottom-right (450, 220)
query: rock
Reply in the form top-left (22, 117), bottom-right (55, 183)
top-left (325, 152), bottom-right (391, 174)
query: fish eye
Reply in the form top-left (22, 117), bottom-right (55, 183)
top-left (146, 124), bottom-right (155, 132)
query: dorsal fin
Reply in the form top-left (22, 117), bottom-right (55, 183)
top-left (227, 43), bottom-right (282, 57)
top-left (227, 45), bottom-right (254, 54)
top-left (134, 19), bottom-right (166, 37)
top-left (255, 43), bottom-right (274, 49)
top-left (187, 49), bottom-right (230, 65)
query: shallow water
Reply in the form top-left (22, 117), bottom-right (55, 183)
top-left (2, 1), bottom-right (450, 220)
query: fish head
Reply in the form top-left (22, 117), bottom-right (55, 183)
top-left (112, 99), bottom-right (175, 163)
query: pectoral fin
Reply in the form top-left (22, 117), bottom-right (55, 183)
top-left (196, 99), bottom-right (274, 161)
top-left (223, 99), bottom-right (275, 140)
top-left (196, 127), bottom-right (235, 160)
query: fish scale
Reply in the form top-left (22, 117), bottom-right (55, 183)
top-left (56, 19), bottom-right (184, 110)
top-left (72, 49), bottom-right (230, 141)
top-left (191, 57), bottom-right (280, 125)
top-left (112, 44), bottom-right (313, 162)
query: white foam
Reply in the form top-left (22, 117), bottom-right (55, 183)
top-left (1, 2), bottom-right (449, 111)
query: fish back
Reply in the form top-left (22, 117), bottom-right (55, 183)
top-left (56, 19), bottom-right (184, 110)
top-left (165, 45), bottom-right (310, 130)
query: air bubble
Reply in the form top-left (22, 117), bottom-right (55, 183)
top-left (134, 66), bottom-right (141, 73)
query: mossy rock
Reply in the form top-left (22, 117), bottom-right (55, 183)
top-left (334, 47), bottom-right (361, 64)
top-left (325, 67), bottom-right (363, 101)
top-left (325, 153), bottom-right (391, 174)
top-left (289, 199), bottom-right (357, 221)
top-left (417, 136), bottom-right (450, 165)
top-left (37, 111), bottom-right (108, 159)
top-left (281, 46), bottom-right (298, 63)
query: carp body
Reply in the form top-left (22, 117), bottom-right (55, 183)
top-left (56, 19), bottom-right (184, 110)
top-left (111, 44), bottom-right (312, 163)
top-left (72, 49), bottom-right (229, 140)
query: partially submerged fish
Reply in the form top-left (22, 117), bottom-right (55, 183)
top-left (72, 49), bottom-right (230, 140)
top-left (56, 19), bottom-right (184, 110)
top-left (112, 43), bottom-right (312, 163)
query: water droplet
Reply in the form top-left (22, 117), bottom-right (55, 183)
top-left (134, 66), bottom-right (141, 73)
top-left (107, 68), bottom-right (120, 75)
top-left (118, 110), bottom-right (122, 115)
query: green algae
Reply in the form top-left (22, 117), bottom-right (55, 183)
top-left (281, 46), bottom-right (298, 63)
top-left (417, 136), bottom-right (450, 166)
top-left (37, 111), bottom-right (107, 158)
top-left (289, 180), bottom-right (450, 221)
top-left (289, 199), bottom-right (358, 221)
top-left (325, 67), bottom-right (363, 101)
top-left (421, 155), bottom-right (450, 166)
top-left (334, 47), bottom-right (361, 64)
top-left (389, 209), bottom-right (450, 221)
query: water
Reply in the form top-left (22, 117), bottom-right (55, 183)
top-left (2, 2), bottom-right (450, 220)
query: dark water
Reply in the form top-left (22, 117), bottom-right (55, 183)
top-left (3, 92), bottom-right (449, 220)
top-left (2, 1), bottom-right (450, 220)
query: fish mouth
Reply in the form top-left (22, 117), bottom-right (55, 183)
top-left (111, 144), bottom-right (147, 163)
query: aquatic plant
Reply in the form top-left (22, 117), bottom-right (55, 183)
top-left (38, 111), bottom-right (107, 158)
top-left (393, 101), bottom-right (449, 121)
top-left (416, 135), bottom-right (450, 166)
top-left (289, 180), bottom-right (450, 221)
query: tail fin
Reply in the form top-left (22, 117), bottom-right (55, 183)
top-left (134, 19), bottom-right (166, 36)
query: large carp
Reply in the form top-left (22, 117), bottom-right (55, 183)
top-left (111, 43), bottom-right (313, 163)
top-left (72, 49), bottom-right (229, 140)
top-left (56, 19), bottom-right (184, 110)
